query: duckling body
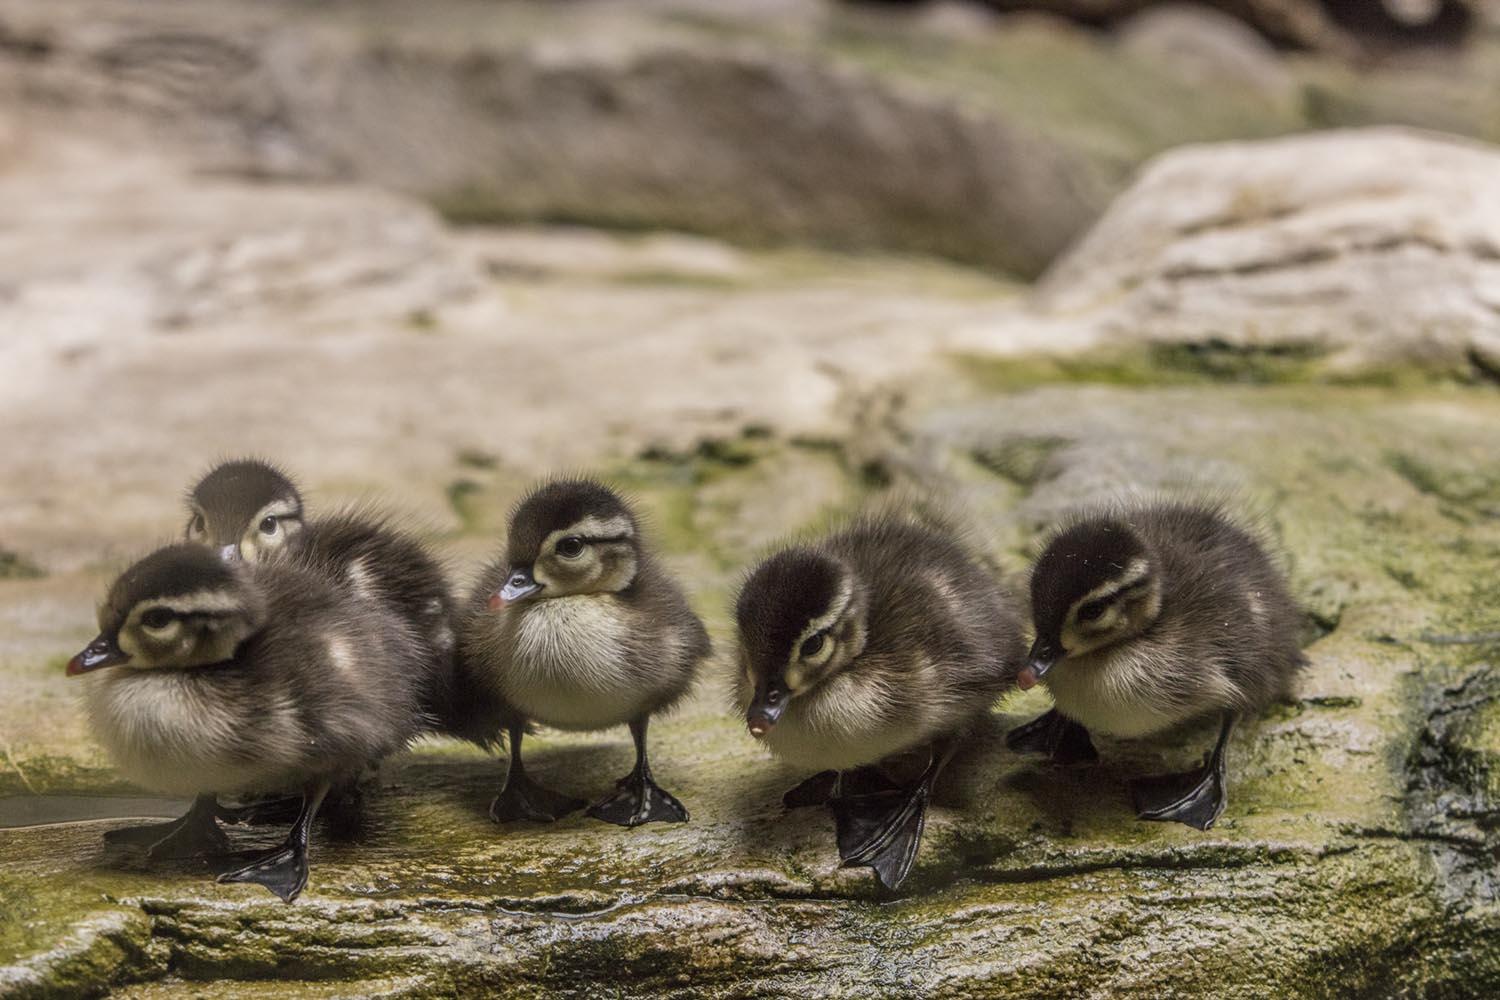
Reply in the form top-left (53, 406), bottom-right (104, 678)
top-left (70, 544), bottom-right (425, 901)
top-left (1012, 501), bottom-right (1304, 829)
top-left (186, 460), bottom-right (465, 742)
top-left (460, 478), bottom-right (708, 826)
top-left (736, 514), bottom-right (1024, 889)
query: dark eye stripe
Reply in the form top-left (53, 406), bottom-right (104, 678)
top-left (578, 534), bottom-right (631, 545)
top-left (1079, 576), bottom-right (1150, 614)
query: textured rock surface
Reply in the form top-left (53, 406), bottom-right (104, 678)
top-left (1035, 127), bottom-right (1500, 379)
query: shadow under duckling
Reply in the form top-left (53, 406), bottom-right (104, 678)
top-left (734, 513), bottom-right (1025, 890)
top-left (66, 543), bottom-right (427, 902)
top-left (1010, 500), bottom-right (1305, 830)
top-left (460, 478), bottom-right (708, 826)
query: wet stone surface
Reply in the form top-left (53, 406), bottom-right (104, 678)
top-left (4, 373), bottom-right (1500, 997)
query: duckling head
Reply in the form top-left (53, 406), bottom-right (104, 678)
top-left (184, 459), bottom-right (303, 564)
top-left (1021, 517), bottom-right (1163, 690)
top-left (486, 478), bottom-right (640, 609)
top-left (66, 543), bottom-right (266, 676)
top-left (734, 548), bottom-right (869, 739)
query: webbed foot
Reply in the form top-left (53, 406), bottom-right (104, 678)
top-left (1005, 709), bottom-right (1098, 764)
top-left (1130, 767), bottom-right (1226, 830)
top-left (832, 787), bottom-right (929, 891)
top-left (490, 773), bottom-right (585, 823)
top-left (783, 770), bottom-right (839, 809)
top-left (104, 795), bottom-right (229, 859)
top-left (217, 844), bottom-right (308, 903)
top-left (587, 773), bottom-right (689, 827)
top-left (1130, 712), bottom-right (1234, 830)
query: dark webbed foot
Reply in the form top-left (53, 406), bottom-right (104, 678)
top-left (830, 742), bottom-right (958, 891)
top-left (490, 772), bottom-right (586, 823)
top-left (1005, 709), bottom-right (1098, 764)
top-left (490, 724), bottom-right (584, 823)
top-left (216, 782), bottom-right (330, 903)
top-left (1130, 712), bottom-right (1235, 831)
top-left (587, 772), bottom-right (689, 827)
top-left (218, 845), bottom-right (309, 903)
top-left (104, 795), bottom-right (230, 859)
top-left (585, 717), bottom-right (688, 827)
top-left (833, 790), bottom-right (928, 891)
top-left (783, 770), bottom-right (840, 809)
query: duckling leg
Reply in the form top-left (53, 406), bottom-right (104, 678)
top-left (215, 794), bottom-right (305, 827)
top-left (835, 740), bottom-right (958, 891)
top-left (217, 781), bottom-right (330, 903)
top-left (1130, 713), bottom-right (1235, 830)
top-left (103, 794), bottom-right (231, 859)
top-left (1005, 709), bottom-right (1098, 764)
top-left (783, 770), bottom-right (840, 808)
top-left (490, 724), bottom-right (586, 823)
top-left (585, 717), bottom-right (689, 826)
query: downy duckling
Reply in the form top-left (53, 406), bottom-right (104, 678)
top-left (67, 544), bottom-right (425, 901)
top-left (1010, 500), bottom-right (1304, 830)
top-left (461, 478), bottom-right (708, 826)
top-left (185, 459), bottom-right (465, 742)
top-left (735, 514), bottom-right (1025, 889)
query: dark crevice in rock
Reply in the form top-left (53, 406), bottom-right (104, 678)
top-left (1467, 346), bottom-right (1500, 387)
top-left (1404, 665), bottom-right (1500, 904)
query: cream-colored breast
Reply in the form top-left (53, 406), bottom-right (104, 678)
top-left (1044, 640), bottom-right (1235, 738)
top-left (504, 595), bottom-right (649, 731)
top-left (84, 670), bottom-right (307, 797)
top-left (762, 662), bottom-right (934, 771)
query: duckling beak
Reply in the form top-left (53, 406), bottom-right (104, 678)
top-left (489, 567), bottom-right (541, 610)
top-left (218, 544), bottom-right (241, 564)
top-left (747, 683), bottom-right (788, 738)
top-left (1017, 638), bottom-right (1060, 691)
top-left (66, 633), bottom-right (129, 676)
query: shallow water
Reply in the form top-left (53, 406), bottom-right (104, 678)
top-left (0, 794), bottom-right (189, 828)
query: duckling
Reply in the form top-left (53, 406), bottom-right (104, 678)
top-left (460, 478), bottom-right (708, 826)
top-left (185, 459), bottom-right (467, 743)
top-left (66, 543), bottom-right (425, 901)
top-left (735, 514), bottom-right (1025, 890)
top-left (1010, 500), bottom-right (1304, 830)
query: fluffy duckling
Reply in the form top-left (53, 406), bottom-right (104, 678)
top-left (735, 514), bottom-right (1025, 889)
top-left (461, 478), bottom-right (708, 826)
top-left (185, 459), bottom-right (464, 741)
top-left (67, 544), bottom-right (425, 901)
top-left (1010, 500), bottom-right (1304, 830)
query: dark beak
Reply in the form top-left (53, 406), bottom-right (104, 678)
top-left (488, 567), bottom-right (541, 610)
top-left (66, 633), bottom-right (129, 676)
top-left (747, 681), bottom-right (789, 738)
top-left (1017, 637), bottom-right (1062, 691)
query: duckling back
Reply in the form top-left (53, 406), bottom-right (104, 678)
top-left (1136, 502), bottom-right (1305, 711)
top-left (286, 508), bottom-right (467, 741)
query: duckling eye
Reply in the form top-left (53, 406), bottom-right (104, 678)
top-left (259, 516), bottom-right (278, 535)
top-left (799, 634), bottom-right (826, 660)
top-left (555, 537), bottom-right (585, 559)
top-left (140, 608), bottom-right (174, 631)
top-left (190, 514), bottom-right (205, 536)
top-left (1077, 599), bottom-right (1109, 623)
